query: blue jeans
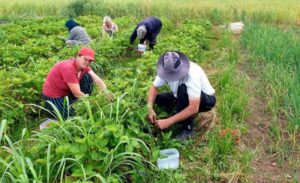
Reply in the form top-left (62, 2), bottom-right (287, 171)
top-left (155, 84), bottom-right (216, 130)
top-left (42, 73), bottom-right (93, 119)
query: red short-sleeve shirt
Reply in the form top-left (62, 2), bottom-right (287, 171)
top-left (42, 59), bottom-right (91, 98)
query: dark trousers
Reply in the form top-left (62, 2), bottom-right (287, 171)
top-left (140, 26), bottom-right (162, 49)
top-left (42, 73), bottom-right (93, 120)
top-left (155, 84), bottom-right (216, 130)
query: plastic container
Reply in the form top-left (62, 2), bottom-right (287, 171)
top-left (157, 148), bottom-right (180, 169)
top-left (39, 118), bottom-right (57, 130)
top-left (229, 22), bottom-right (244, 34)
top-left (137, 44), bottom-right (146, 52)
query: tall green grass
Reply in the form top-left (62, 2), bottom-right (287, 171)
top-left (241, 24), bottom-right (300, 127)
top-left (1, 0), bottom-right (300, 24)
top-left (0, 99), bottom-right (158, 182)
top-left (241, 24), bottom-right (300, 177)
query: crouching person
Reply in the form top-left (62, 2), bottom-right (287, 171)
top-left (64, 18), bottom-right (91, 47)
top-left (42, 48), bottom-right (112, 119)
top-left (147, 51), bottom-right (216, 140)
top-left (130, 17), bottom-right (162, 50)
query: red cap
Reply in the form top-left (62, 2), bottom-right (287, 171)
top-left (78, 47), bottom-right (95, 62)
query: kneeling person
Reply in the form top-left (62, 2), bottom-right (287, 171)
top-left (42, 48), bottom-right (112, 119)
top-left (147, 51), bottom-right (216, 139)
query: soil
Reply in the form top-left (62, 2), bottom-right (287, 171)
top-left (238, 46), bottom-right (299, 182)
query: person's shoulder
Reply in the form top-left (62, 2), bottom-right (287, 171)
top-left (188, 62), bottom-right (203, 75)
top-left (72, 26), bottom-right (84, 31)
top-left (190, 61), bottom-right (201, 69)
top-left (58, 59), bottom-right (75, 68)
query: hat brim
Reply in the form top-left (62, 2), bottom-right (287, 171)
top-left (83, 55), bottom-right (95, 62)
top-left (157, 51), bottom-right (190, 82)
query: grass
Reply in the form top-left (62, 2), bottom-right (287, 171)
top-left (241, 23), bottom-right (300, 180)
top-left (0, 1), bottom-right (300, 181)
top-left (0, 0), bottom-right (300, 25)
top-left (0, 14), bottom-right (255, 181)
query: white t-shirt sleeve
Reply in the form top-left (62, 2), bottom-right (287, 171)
top-left (153, 75), bottom-right (166, 88)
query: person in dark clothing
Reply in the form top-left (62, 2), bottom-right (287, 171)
top-left (130, 17), bottom-right (162, 49)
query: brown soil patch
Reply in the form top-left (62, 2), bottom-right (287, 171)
top-left (238, 49), bottom-right (299, 182)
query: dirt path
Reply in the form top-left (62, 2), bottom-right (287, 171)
top-left (237, 39), bottom-right (298, 182)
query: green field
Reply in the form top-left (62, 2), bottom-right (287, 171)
top-left (1, 0), bottom-right (300, 24)
top-left (0, 0), bottom-right (299, 182)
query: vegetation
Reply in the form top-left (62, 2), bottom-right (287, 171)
top-left (0, 0), bottom-right (299, 182)
top-left (0, 0), bottom-right (300, 25)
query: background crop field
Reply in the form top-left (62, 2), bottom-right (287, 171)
top-left (0, 0), bottom-right (300, 24)
top-left (0, 0), bottom-right (299, 182)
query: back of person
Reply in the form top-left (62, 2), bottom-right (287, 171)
top-left (139, 17), bottom-right (162, 33)
top-left (130, 17), bottom-right (162, 49)
top-left (69, 26), bottom-right (91, 45)
top-left (179, 62), bottom-right (215, 96)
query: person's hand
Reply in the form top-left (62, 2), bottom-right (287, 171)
top-left (155, 118), bottom-right (173, 130)
top-left (65, 40), bottom-right (73, 47)
top-left (147, 107), bottom-right (156, 124)
top-left (58, 36), bottom-right (66, 41)
top-left (128, 46), bottom-right (133, 51)
top-left (136, 50), bottom-right (144, 56)
top-left (105, 91), bottom-right (114, 102)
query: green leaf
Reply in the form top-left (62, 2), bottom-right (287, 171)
top-left (74, 137), bottom-right (86, 144)
top-left (98, 147), bottom-right (109, 153)
top-left (98, 139), bottom-right (108, 147)
top-left (55, 143), bottom-right (71, 154)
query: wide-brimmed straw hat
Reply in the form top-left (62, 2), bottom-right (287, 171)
top-left (157, 51), bottom-right (190, 82)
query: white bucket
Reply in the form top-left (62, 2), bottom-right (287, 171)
top-left (229, 22), bottom-right (244, 34)
top-left (157, 148), bottom-right (180, 169)
top-left (39, 118), bottom-right (57, 130)
top-left (137, 44), bottom-right (146, 52)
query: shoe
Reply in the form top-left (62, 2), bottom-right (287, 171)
top-left (175, 129), bottom-right (193, 140)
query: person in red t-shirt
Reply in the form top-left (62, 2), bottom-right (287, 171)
top-left (42, 47), bottom-right (112, 119)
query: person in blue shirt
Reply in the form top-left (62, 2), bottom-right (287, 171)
top-left (130, 17), bottom-right (162, 49)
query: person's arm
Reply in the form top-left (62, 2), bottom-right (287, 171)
top-left (155, 97), bottom-right (200, 129)
top-left (147, 85), bottom-right (158, 124)
top-left (114, 23), bottom-right (118, 32)
top-left (67, 83), bottom-right (86, 98)
top-left (101, 25), bottom-right (106, 37)
top-left (66, 27), bottom-right (76, 40)
top-left (88, 70), bottom-right (113, 102)
top-left (130, 26), bottom-right (138, 44)
top-left (88, 70), bottom-right (107, 91)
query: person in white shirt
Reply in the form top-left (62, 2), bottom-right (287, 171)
top-left (147, 51), bottom-right (216, 140)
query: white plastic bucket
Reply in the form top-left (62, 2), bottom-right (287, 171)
top-left (229, 22), bottom-right (244, 34)
top-left (137, 44), bottom-right (146, 52)
top-left (39, 118), bottom-right (57, 130)
top-left (157, 148), bottom-right (180, 169)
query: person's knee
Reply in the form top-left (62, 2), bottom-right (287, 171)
top-left (80, 73), bottom-right (93, 94)
top-left (154, 92), bottom-right (176, 107)
top-left (200, 95), bottom-right (216, 112)
top-left (83, 73), bottom-right (93, 82)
